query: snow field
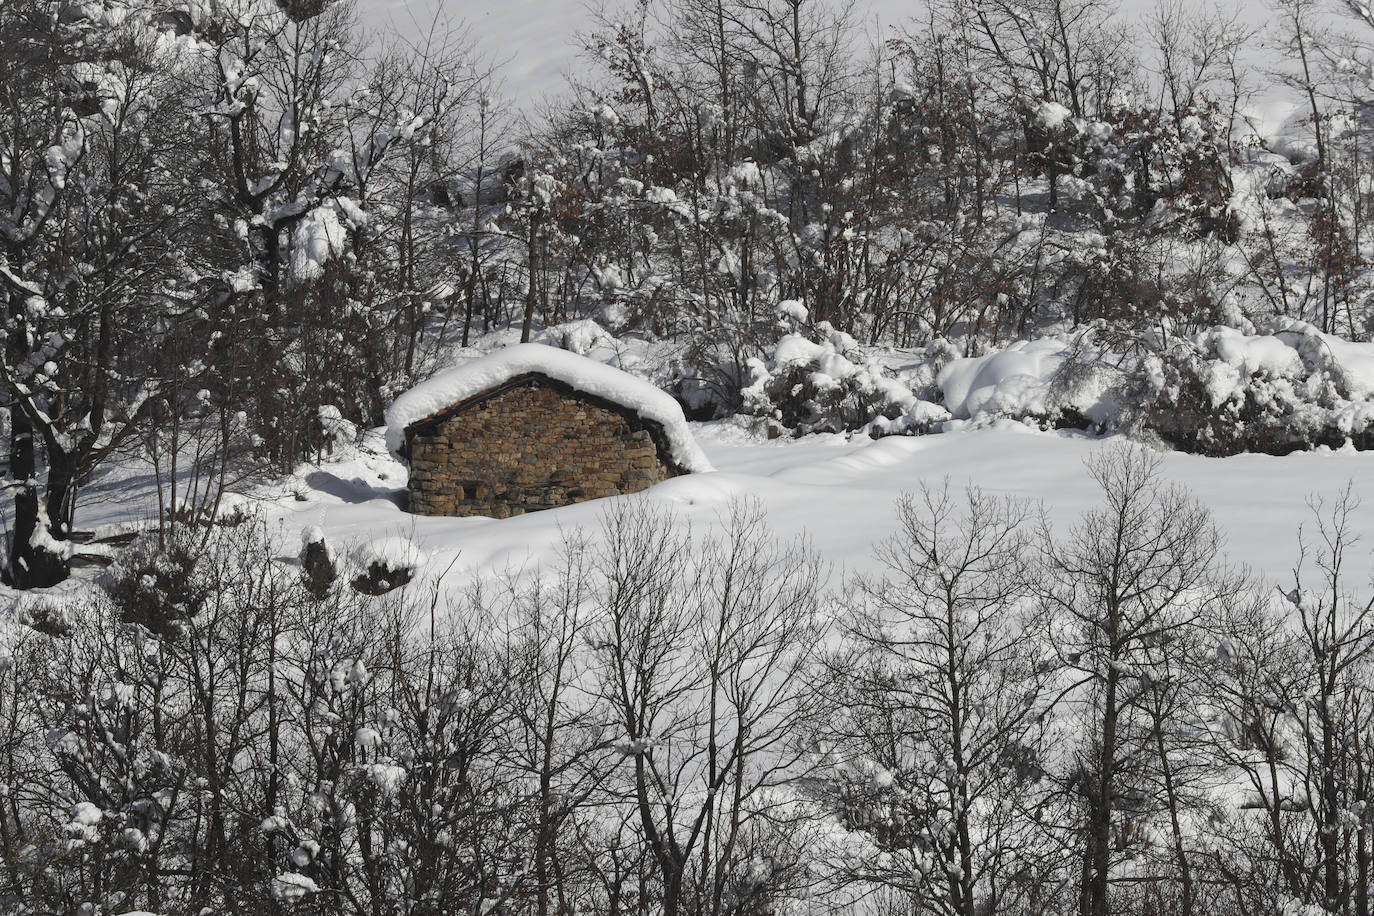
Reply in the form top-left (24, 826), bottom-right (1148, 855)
top-left (239, 422), bottom-right (1374, 601)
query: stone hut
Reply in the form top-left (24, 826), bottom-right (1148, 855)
top-left (386, 344), bottom-right (712, 518)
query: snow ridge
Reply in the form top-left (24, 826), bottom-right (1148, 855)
top-left (384, 343), bottom-right (714, 473)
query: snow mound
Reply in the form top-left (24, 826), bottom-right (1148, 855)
top-left (385, 343), bottom-right (713, 473)
top-left (534, 318), bottom-right (614, 355)
top-left (1208, 326), bottom-right (1304, 379)
top-left (352, 537), bottom-right (427, 575)
top-left (939, 339), bottom-right (1077, 421)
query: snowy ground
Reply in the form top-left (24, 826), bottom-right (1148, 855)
top-left (68, 421), bottom-right (1374, 603)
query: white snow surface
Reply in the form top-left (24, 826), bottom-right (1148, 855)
top-left (352, 536), bottom-right (427, 573)
top-left (16, 416), bottom-right (1374, 627)
top-left (384, 343), bottom-right (714, 473)
top-left (310, 424), bottom-right (1374, 590)
top-left (939, 338), bottom-right (1077, 421)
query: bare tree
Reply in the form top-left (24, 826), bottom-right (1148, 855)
top-left (589, 499), bottom-right (831, 916)
top-left (1285, 488), bottom-right (1374, 913)
top-left (825, 483), bottom-right (1051, 916)
top-left (0, 0), bottom-right (209, 585)
top-left (502, 533), bottom-right (618, 916)
top-left (1148, 1), bottom-right (1254, 134)
top-left (1036, 446), bottom-right (1229, 916)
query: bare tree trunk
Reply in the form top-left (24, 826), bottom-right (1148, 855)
top-left (1083, 668), bottom-right (1119, 916)
top-left (521, 212), bottom-right (540, 343)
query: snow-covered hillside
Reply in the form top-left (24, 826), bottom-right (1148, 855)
top-left (10, 0), bottom-right (1374, 910)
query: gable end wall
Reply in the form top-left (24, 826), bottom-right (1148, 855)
top-left (406, 381), bottom-right (676, 518)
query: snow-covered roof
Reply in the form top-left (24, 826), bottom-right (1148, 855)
top-left (385, 343), bottom-right (714, 473)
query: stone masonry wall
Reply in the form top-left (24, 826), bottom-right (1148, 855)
top-left (407, 382), bottom-right (675, 518)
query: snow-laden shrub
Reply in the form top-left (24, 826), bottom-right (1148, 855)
top-left (300, 526), bottom-right (338, 598)
top-left (944, 322), bottom-right (1374, 454)
top-left (349, 537), bottom-right (428, 596)
top-left (271, 872), bottom-right (321, 903)
top-left (742, 323), bottom-right (948, 436)
top-left (315, 405), bottom-right (357, 458)
top-left (1115, 321), bottom-right (1374, 455)
top-left (106, 530), bottom-right (212, 636)
top-left (17, 595), bottom-right (77, 637)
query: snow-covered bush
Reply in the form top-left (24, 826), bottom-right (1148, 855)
top-left (270, 872), bottom-right (321, 903)
top-left (17, 595), bottom-right (77, 637)
top-left (742, 323), bottom-right (947, 436)
top-left (535, 318), bottom-right (615, 355)
top-left (1116, 322), bottom-right (1374, 455)
top-left (300, 526), bottom-right (338, 598)
top-left (349, 536), bottom-right (428, 596)
top-left (314, 405), bottom-right (357, 459)
top-left (106, 530), bottom-right (212, 636)
top-left (936, 322), bottom-right (1374, 454)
